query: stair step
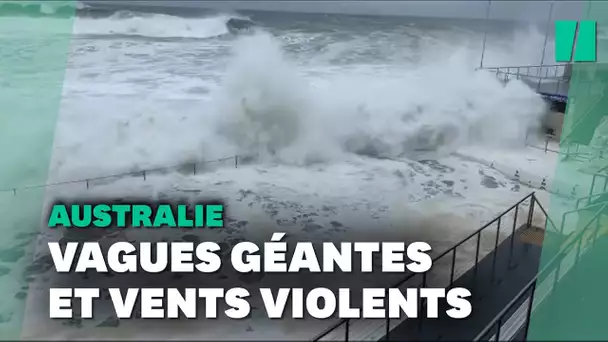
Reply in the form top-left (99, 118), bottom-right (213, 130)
top-left (518, 225), bottom-right (546, 246)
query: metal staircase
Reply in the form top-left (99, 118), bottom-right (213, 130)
top-left (310, 191), bottom-right (606, 341)
top-left (475, 175), bottom-right (608, 341)
top-left (311, 193), bottom-right (559, 341)
top-left (476, 201), bottom-right (607, 341)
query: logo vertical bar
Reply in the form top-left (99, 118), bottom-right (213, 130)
top-left (555, 20), bottom-right (578, 62)
top-left (574, 21), bottom-right (597, 62)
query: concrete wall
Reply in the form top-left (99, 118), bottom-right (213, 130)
top-left (544, 111), bottom-right (565, 140)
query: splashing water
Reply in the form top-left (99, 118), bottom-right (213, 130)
top-left (30, 12), bottom-right (555, 182)
top-left (209, 31), bottom-right (547, 165)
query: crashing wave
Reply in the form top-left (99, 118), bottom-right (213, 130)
top-left (226, 17), bottom-right (257, 34)
top-left (208, 32), bottom-right (547, 165)
top-left (71, 11), bottom-right (257, 39)
top-left (73, 12), bottom-right (240, 39)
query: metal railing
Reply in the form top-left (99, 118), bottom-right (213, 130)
top-left (478, 64), bottom-right (570, 97)
top-left (525, 133), bottom-right (559, 154)
top-left (560, 201), bottom-right (608, 234)
top-left (312, 192), bottom-right (550, 342)
top-left (474, 203), bottom-right (607, 341)
top-left (584, 166), bottom-right (608, 203)
top-left (554, 166), bottom-right (608, 209)
top-left (478, 64), bottom-right (569, 80)
top-left (522, 134), bottom-right (581, 161)
top-left (0, 155), bottom-right (244, 196)
top-left (524, 133), bottom-right (600, 163)
top-left (577, 188), bottom-right (608, 209)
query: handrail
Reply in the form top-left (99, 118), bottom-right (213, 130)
top-left (489, 72), bottom-right (565, 81)
top-left (525, 134), bottom-right (591, 160)
top-left (474, 203), bottom-right (607, 341)
top-left (533, 199), bottom-right (560, 234)
top-left (419, 193), bottom-right (532, 266)
top-left (312, 192), bottom-right (540, 341)
top-left (478, 64), bottom-right (567, 70)
top-left (560, 201), bottom-right (608, 234)
top-left (478, 65), bottom-right (569, 81)
top-left (474, 271), bottom-right (538, 341)
top-left (0, 155), bottom-right (241, 195)
top-left (576, 190), bottom-right (608, 209)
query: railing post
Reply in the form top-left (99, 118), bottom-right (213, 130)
top-left (508, 205), bottom-right (519, 268)
top-left (491, 217), bottom-right (501, 282)
top-left (594, 215), bottom-right (602, 247)
top-left (553, 257), bottom-right (562, 290)
top-left (524, 196), bottom-right (535, 254)
top-left (527, 196), bottom-right (535, 229)
top-left (474, 231), bottom-right (481, 283)
top-left (560, 211), bottom-right (567, 235)
top-left (523, 282), bottom-right (537, 339)
top-left (450, 248), bottom-right (457, 284)
top-left (345, 319), bottom-right (350, 342)
top-left (385, 315), bottom-right (390, 341)
top-left (495, 317), bottom-right (502, 341)
top-left (589, 175), bottom-right (597, 204)
top-left (385, 287), bottom-right (390, 340)
top-left (574, 231), bottom-right (584, 265)
top-left (418, 273), bottom-right (427, 332)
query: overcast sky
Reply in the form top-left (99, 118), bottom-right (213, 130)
top-left (97, 1), bottom-right (590, 22)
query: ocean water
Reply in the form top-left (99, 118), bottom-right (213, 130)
top-left (1, 2), bottom-right (557, 339)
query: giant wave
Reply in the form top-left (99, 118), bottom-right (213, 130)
top-left (72, 11), bottom-right (256, 39)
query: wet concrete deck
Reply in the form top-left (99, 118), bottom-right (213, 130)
top-left (383, 225), bottom-right (560, 341)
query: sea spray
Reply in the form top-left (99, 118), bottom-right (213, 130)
top-left (50, 13), bottom-right (551, 182)
top-left (210, 31), bottom-right (547, 165)
top-left (211, 31), bottom-right (343, 165)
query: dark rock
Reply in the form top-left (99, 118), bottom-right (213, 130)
top-left (481, 175), bottom-right (499, 189)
